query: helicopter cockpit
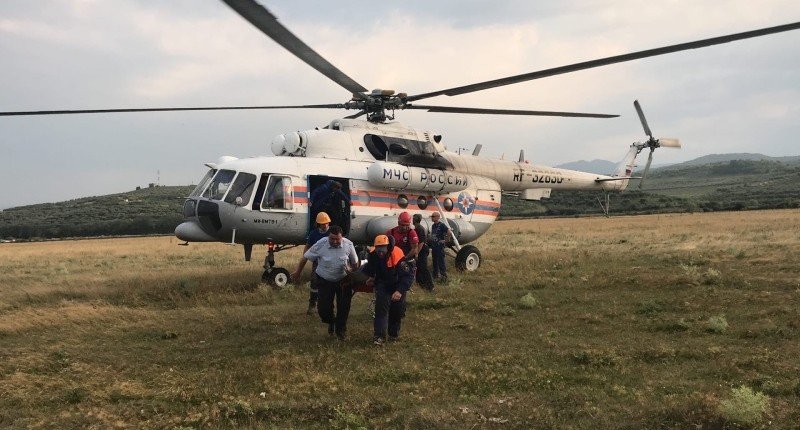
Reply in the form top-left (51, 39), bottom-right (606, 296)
top-left (186, 168), bottom-right (294, 211)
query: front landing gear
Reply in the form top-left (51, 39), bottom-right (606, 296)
top-left (260, 241), bottom-right (295, 287)
top-left (455, 245), bottom-right (482, 272)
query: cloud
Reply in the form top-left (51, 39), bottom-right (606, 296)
top-left (1, 0), bottom-right (798, 208)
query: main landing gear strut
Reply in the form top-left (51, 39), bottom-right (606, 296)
top-left (432, 192), bottom-right (483, 273)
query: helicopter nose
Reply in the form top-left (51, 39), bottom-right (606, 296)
top-left (175, 221), bottom-right (217, 242)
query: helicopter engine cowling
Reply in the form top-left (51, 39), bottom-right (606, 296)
top-left (367, 161), bottom-right (469, 193)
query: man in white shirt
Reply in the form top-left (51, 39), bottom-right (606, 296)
top-left (303, 225), bottom-right (359, 340)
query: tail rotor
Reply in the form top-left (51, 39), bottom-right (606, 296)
top-left (633, 100), bottom-right (681, 189)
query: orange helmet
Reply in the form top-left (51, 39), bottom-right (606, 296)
top-left (373, 235), bottom-right (390, 246)
top-left (315, 212), bottom-right (331, 224)
top-left (398, 211), bottom-right (412, 225)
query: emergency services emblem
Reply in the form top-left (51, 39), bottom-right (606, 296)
top-left (456, 191), bottom-right (475, 215)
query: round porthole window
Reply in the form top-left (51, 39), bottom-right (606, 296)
top-left (443, 197), bottom-right (454, 211)
top-left (397, 194), bottom-right (409, 209)
top-left (417, 196), bottom-right (428, 210)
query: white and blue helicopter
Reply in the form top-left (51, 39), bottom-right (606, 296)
top-left (2, 1), bottom-right (798, 286)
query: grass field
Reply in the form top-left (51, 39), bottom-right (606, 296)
top-left (1, 210), bottom-right (799, 429)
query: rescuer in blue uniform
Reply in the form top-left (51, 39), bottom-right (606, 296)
top-left (362, 234), bottom-right (414, 345)
top-left (310, 179), bottom-right (351, 234)
top-left (429, 212), bottom-right (450, 282)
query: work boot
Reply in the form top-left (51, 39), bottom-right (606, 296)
top-left (373, 336), bottom-right (384, 346)
top-left (336, 332), bottom-right (347, 342)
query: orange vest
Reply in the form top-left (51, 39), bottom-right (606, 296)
top-left (386, 247), bottom-right (405, 268)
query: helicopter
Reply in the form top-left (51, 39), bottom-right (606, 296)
top-left (2, 1), bottom-right (798, 287)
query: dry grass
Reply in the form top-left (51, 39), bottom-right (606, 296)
top-left (1, 210), bottom-right (799, 429)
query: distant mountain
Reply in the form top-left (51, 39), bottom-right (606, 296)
top-left (556, 153), bottom-right (800, 176)
top-left (555, 159), bottom-right (617, 175)
top-left (657, 153), bottom-right (800, 171)
top-left (3, 153), bottom-right (800, 239)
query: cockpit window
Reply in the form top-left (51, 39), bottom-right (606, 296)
top-left (224, 172), bottom-right (257, 205)
top-left (202, 169), bottom-right (236, 200)
top-left (189, 169), bottom-right (216, 197)
top-left (261, 175), bottom-right (293, 211)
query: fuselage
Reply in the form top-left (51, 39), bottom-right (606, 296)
top-left (176, 118), bottom-right (635, 246)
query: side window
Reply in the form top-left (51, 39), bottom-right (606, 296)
top-left (261, 175), bottom-right (294, 211)
top-left (224, 172), bottom-right (257, 205)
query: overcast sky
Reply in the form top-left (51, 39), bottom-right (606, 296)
top-left (1, 0), bottom-right (799, 209)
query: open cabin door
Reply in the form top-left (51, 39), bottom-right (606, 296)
top-left (307, 175), bottom-right (352, 236)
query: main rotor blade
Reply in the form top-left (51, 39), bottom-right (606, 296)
top-left (406, 105), bottom-right (618, 118)
top-left (0, 104), bottom-right (347, 117)
top-left (633, 100), bottom-right (653, 138)
top-left (407, 21), bottom-right (800, 102)
top-left (221, 0), bottom-right (367, 94)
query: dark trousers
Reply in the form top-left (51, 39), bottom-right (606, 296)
top-left (415, 246), bottom-right (434, 290)
top-left (432, 245), bottom-right (447, 278)
top-left (316, 274), bottom-right (352, 335)
top-left (374, 286), bottom-right (407, 339)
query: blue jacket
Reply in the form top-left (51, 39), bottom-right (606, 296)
top-left (430, 221), bottom-right (449, 244)
top-left (361, 245), bottom-right (414, 293)
top-left (310, 180), bottom-right (350, 213)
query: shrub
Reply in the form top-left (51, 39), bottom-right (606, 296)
top-left (65, 387), bottom-right (88, 404)
top-left (214, 400), bottom-right (254, 425)
top-left (519, 293), bottom-right (537, 309)
top-left (706, 315), bottom-right (728, 333)
top-left (702, 268), bottom-right (722, 285)
top-left (329, 405), bottom-right (368, 430)
top-left (636, 299), bottom-right (665, 315)
top-left (718, 386), bottom-right (769, 426)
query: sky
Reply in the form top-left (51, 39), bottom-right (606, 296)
top-left (1, 0), bottom-right (799, 209)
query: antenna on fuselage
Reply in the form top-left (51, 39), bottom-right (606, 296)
top-left (472, 144), bottom-right (482, 156)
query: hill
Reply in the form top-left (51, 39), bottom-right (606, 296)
top-left (503, 158), bottom-right (800, 217)
top-left (2, 156), bottom-right (799, 239)
top-left (0, 185), bottom-right (192, 239)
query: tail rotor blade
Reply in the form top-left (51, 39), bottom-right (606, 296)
top-left (633, 100), bottom-right (653, 138)
top-left (658, 138), bottom-right (681, 148)
top-left (639, 148), bottom-right (654, 189)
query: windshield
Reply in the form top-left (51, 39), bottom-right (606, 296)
top-left (189, 169), bottom-right (216, 197)
top-left (224, 172), bottom-right (257, 205)
top-left (202, 169), bottom-right (236, 200)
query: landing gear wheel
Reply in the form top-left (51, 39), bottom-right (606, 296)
top-left (263, 267), bottom-right (290, 287)
top-left (455, 245), bottom-right (481, 272)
